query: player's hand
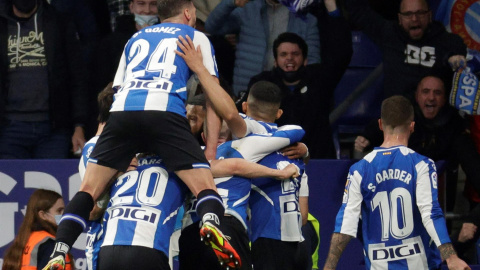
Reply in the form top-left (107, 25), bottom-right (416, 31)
top-left (71, 126), bottom-right (86, 156)
top-left (354, 136), bottom-right (370, 152)
top-left (446, 254), bottom-right (471, 270)
top-left (234, 0), bottom-right (249, 7)
top-left (448, 55), bottom-right (467, 71)
top-left (175, 35), bottom-right (205, 74)
top-left (281, 142), bottom-right (308, 160)
top-left (458, 223), bottom-right (477, 243)
top-left (42, 255), bottom-right (66, 270)
top-left (276, 163), bottom-right (300, 180)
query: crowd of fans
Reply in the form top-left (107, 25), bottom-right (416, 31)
top-left (1, 0), bottom-right (480, 268)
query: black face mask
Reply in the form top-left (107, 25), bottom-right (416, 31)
top-left (273, 65), bottom-right (306, 83)
top-left (12, 0), bottom-right (36, 14)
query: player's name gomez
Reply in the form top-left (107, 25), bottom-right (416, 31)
top-left (144, 26), bottom-right (181, 34)
top-left (375, 169), bottom-right (412, 185)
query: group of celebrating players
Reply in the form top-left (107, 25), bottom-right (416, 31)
top-left (40, 0), bottom-right (472, 270)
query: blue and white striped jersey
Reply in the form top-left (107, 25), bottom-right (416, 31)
top-left (79, 136), bottom-right (104, 270)
top-left (334, 146), bottom-right (451, 270)
top-left (249, 152), bottom-right (306, 243)
top-left (112, 23), bottom-right (218, 116)
top-left (79, 136), bottom-right (99, 180)
top-left (85, 220), bottom-right (103, 270)
top-left (102, 156), bottom-right (188, 257)
top-left (183, 115), bottom-right (305, 229)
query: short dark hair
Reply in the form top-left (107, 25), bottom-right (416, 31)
top-left (97, 82), bottom-right (115, 123)
top-left (273, 32), bottom-right (308, 60)
top-left (248, 81), bottom-right (282, 118)
top-left (381, 95), bottom-right (414, 129)
top-left (187, 93), bottom-right (206, 107)
top-left (157, 0), bottom-right (192, 21)
top-left (249, 81), bottom-right (282, 104)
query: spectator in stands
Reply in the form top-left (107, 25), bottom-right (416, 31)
top-left (345, 0), bottom-right (467, 99)
top-left (0, 0), bottom-right (88, 159)
top-left (91, 0), bottom-right (159, 133)
top-left (94, 0), bottom-right (158, 89)
top-left (2, 189), bottom-right (72, 270)
top-left (205, 0), bottom-right (321, 95)
top-left (193, 0), bottom-right (221, 27)
top-left (355, 75), bottom-right (480, 213)
top-left (238, 0), bottom-right (351, 159)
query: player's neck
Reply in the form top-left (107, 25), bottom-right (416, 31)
top-left (96, 123), bottom-right (106, 136)
top-left (161, 16), bottom-right (186, 25)
top-left (248, 113), bottom-right (274, 124)
top-left (380, 133), bottom-right (409, 149)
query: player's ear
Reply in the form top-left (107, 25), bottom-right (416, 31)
top-left (378, 119), bottom-right (383, 131)
top-left (409, 121), bottom-right (415, 134)
top-left (201, 131), bottom-right (206, 144)
top-left (275, 109), bottom-right (283, 120)
top-left (184, 7), bottom-right (192, 21)
top-left (242, 102), bottom-right (248, 114)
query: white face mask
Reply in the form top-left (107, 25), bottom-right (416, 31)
top-left (134, 14), bottom-right (159, 27)
top-left (48, 212), bottom-right (62, 225)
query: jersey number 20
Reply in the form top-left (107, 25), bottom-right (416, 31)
top-left (111, 167), bottom-right (169, 207)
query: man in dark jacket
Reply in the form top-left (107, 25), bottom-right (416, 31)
top-left (0, 0), bottom-right (88, 158)
top-left (345, 0), bottom-right (467, 99)
top-left (242, 0), bottom-right (352, 159)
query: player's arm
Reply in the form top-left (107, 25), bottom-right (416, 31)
top-left (438, 243), bottom-right (470, 270)
top-left (204, 97), bottom-right (221, 160)
top-left (416, 160), bottom-right (470, 269)
top-left (175, 35), bottom-right (247, 138)
top-left (300, 196), bottom-right (309, 226)
top-left (210, 158), bottom-right (299, 180)
top-left (325, 169), bottom-right (363, 270)
top-left (323, 233), bottom-right (353, 270)
top-left (299, 173), bottom-right (309, 226)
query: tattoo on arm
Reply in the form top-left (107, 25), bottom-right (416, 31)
top-left (324, 233), bottom-right (353, 269)
top-left (438, 243), bottom-right (457, 261)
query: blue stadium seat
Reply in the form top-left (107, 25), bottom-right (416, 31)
top-left (331, 32), bottom-right (384, 158)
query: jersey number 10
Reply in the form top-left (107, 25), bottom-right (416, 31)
top-left (371, 187), bottom-right (414, 241)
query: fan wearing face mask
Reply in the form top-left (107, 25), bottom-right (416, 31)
top-left (92, 0), bottom-right (160, 102)
top-left (2, 189), bottom-right (73, 270)
top-left (238, 0), bottom-right (352, 159)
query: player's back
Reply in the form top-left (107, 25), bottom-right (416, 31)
top-left (111, 23), bottom-right (218, 116)
top-left (249, 151), bottom-right (305, 243)
top-left (341, 146), bottom-right (448, 269)
top-left (102, 156), bottom-right (188, 256)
